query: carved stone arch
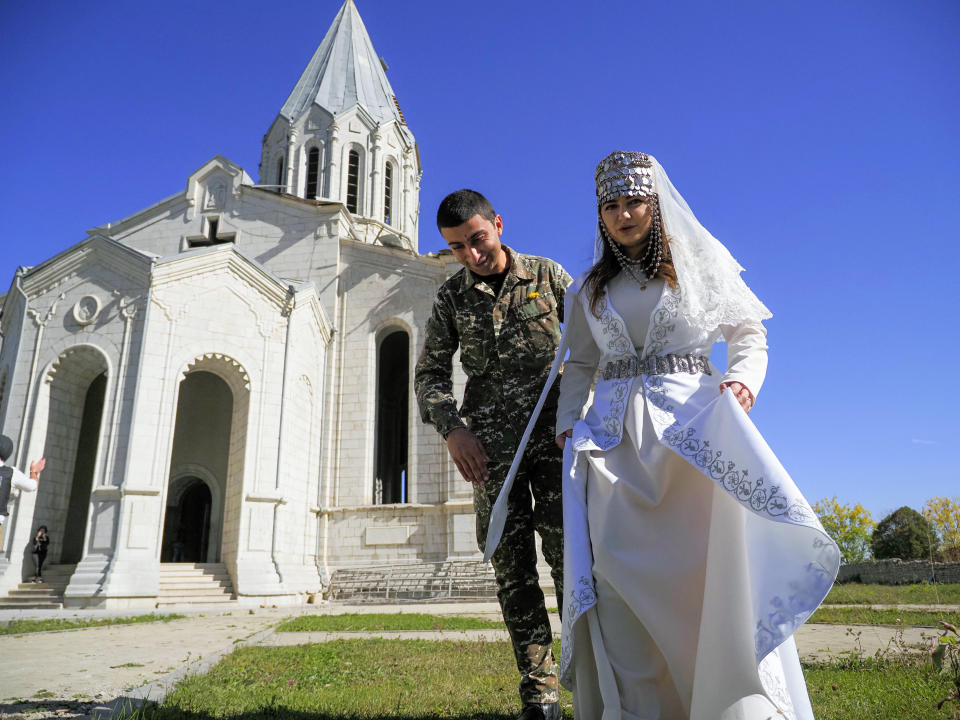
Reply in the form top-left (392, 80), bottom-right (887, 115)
top-left (168, 466), bottom-right (215, 506)
top-left (44, 337), bottom-right (118, 385)
top-left (374, 316), bottom-right (413, 341)
top-left (181, 352), bottom-right (251, 395)
top-left (44, 343), bottom-right (113, 388)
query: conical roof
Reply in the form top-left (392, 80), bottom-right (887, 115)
top-left (279, 0), bottom-right (402, 126)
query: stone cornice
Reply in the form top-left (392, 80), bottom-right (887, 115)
top-left (21, 235), bottom-right (153, 298)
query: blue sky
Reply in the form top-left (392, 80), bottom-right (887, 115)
top-left (1, 0), bottom-right (957, 520)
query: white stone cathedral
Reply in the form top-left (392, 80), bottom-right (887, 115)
top-left (0, 0), bottom-right (483, 609)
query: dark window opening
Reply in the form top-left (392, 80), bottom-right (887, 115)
top-left (384, 162), bottom-right (394, 226)
top-left (188, 217), bottom-right (235, 248)
top-left (306, 147), bottom-right (320, 199)
top-left (346, 150), bottom-right (360, 214)
top-left (275, 156), bottom-right (285, 192)
top-left (374, 331), bottom-right (409, 504)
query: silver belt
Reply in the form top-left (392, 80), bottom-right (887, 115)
top-left (602, 353), bottom-right (712, 381)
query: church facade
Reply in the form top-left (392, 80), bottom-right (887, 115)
top-left (0, 0), bottom-right (482, 608)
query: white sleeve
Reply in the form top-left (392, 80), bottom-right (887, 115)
top-left (556, 293), bottom-right (601, 435)
top-left (720, 320), bottom-right (769, 398)
top-left (12, 468), bottom-right (38, 493)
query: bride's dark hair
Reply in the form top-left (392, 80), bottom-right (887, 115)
top-left (584, 201), bottom-right (678, 318)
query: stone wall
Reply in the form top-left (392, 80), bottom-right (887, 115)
top-left (837, 559), bottom-right (960, 584)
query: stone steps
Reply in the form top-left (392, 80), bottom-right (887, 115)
top-left (0, 564), bottom-right (75, 610)
top-left (156, 562), bottom-right (235, 607)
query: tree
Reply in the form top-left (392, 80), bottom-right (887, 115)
top-left (812, 497), bottom-right (874, 563)
top-left (871, 506), bottom-right (937, 560)
top-left (923, 496), bottom-right (960, 561)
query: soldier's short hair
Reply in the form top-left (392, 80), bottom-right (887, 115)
top-left (436, 189), bottom-right (496, 230)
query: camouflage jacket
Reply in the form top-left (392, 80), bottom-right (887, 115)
top-left (415, 247), bottom-right (572, 460)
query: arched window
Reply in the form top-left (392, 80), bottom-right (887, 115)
top-left (346, 149), bottom-right (360, 214)
top-left (306, 147), bottom-right (320, 199)
top-left (275, 156), bottom-right (285, 192)
top-left (374, 330), bottom-right (409, 504)
top-left (383, 162), bottom-right (394, 226)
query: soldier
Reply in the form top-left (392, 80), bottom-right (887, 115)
top-left (415, 189), bottom-right (570, 720)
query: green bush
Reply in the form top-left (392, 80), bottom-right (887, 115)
top-left (871, 506), bottom-right (937, 560)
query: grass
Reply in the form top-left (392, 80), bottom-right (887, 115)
top-left (0, 612), bottom-right (186, 636)
top-left (108, 639), bottom-right (958, 720)
top-left (274, 613), bottom-right (505, 632)
top-left (145, 640), bottom-right (574, 718)
top-left (805, 656), bottom-right (956, 719)
top-left (810, 606), bottom-right (960, 627)
top-left (826, 583), bottom-right (960, 605)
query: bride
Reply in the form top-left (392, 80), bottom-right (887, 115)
top-left (485, 151), bottom-right (839, 719)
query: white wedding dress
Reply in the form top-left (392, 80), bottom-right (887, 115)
top-left (552, 273), bottom-right (838, 720)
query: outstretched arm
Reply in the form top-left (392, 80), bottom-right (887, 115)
top-left (719, 320), bottom-right (769, 413)
top-left (414, 296), bottom-right (488, 484)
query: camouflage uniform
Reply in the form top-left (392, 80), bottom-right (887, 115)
top-left (415, 246), bottom-right (571, 706)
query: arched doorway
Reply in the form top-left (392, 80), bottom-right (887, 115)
top-left (34, 346), bottom-right (109, 566)
top-left (161, 370), bottom-right (232, 563)
top-left (161, 477), bottom-right (212, 563)
top-left (62, 372), bottom-right (106, 563)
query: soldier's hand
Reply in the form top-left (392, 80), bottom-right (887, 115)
top-left (445, 429), bottom-right (489, 485)
top-left (555, 429), bottom-right (572, 450)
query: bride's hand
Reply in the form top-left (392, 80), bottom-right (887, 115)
top-left (720, 381), bottom-right (754, 413)
top-left (556, 429), bottom-right (572, 450)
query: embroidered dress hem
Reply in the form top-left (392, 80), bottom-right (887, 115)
top-left (560, 385), bottom-right (838, 720)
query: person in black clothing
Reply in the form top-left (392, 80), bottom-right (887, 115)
top-left (32, 525), bottom-right (49, 583)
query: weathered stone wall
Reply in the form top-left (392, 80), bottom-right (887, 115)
top-left (837, 559), bottom-right (960, 584)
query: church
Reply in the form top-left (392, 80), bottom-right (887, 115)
top-left (0, 0), bottom-right (488, 608)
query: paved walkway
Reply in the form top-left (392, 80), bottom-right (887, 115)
top-left (0, 602), bottom-right (947, 720)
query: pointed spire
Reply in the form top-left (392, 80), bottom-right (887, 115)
top-left (279, 0), bottom-right (403, 126)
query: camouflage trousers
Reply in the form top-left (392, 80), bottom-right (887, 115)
top-left (474, 424), bottom-right (564, 706)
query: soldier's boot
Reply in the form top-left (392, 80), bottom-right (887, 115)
top-left (516, 701), bottom-right (561, 720)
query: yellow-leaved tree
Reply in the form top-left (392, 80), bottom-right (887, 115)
top-left (922, 496), bottom-right (960, 561)
top-left (812, 496), bottom-right (875, 564)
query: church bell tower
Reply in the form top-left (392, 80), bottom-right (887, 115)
top-left (259, 0), bottom-right (420, 250)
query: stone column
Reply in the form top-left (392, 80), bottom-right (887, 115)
top-left (326, 121), bottom-right (340, 201)
top-left (369, 130), bottom-right (383, 220)
top-left (402, 158), bottom-right (414, 237)
top-left (285, 127), bottom-right (298, 196)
